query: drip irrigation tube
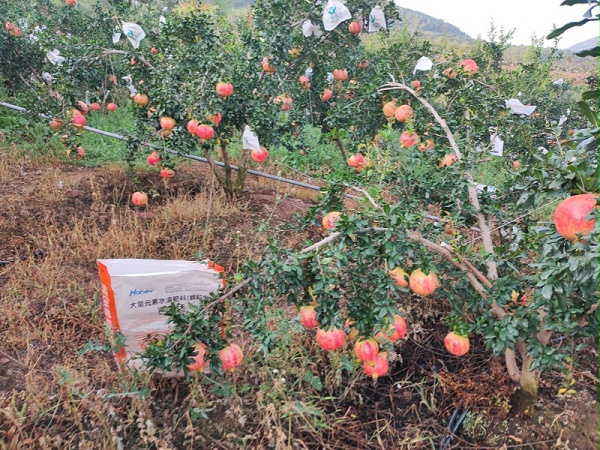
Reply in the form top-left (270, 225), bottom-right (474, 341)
top-left (0, 101), bottom-right (462, 226)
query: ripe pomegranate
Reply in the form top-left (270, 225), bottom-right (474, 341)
top-left (5, 22), bottom-right (22, 37)
top-left (150, 47), bottom-right (158, 54)
top-left (553, 193), bottom-right (598, 241)
top-left (382, 101), bottom-right (397, 118)
top-left (218, 344), bottom-right (243, 370)
top-left (332, 69), bottom-right (348, 81)
top-left (376, 315), bottom-right (407, 342)
top-left (394, 105), bottom-right (413, 123)
top-left (77, 101), bottom-right (89, 114)
top-left (186, 119), bottom-right (199, 134)
top-left (160, 116), bottom-right (176, 130)
top-left (147, 151), bottom-right (161, 166)
top-left (512, 160), bottom-right (521, 169)
top-left (196, 124), bottom-right (214, 140)
top-left (321, 89), bottom-right (333, 101)
top-left (316, 328), bottom-right (346, 351)
top-left (460, 58), bottom-right (478, 75)
top-left (363, 353), bottom-right (389, 379)
top-left (133, 93), bottom-right (149, 107)
top-left (439, 154), bottom-right (458, 167)
top-left (76, 146), bottom-right (85, 159)
top-left (410, 80), bottom-right (421, 90)
top-left (299, 74), bottom-right (311, 89)
top-left (274, 95), bottom-right (294, 111)
top-left (208, 113), bottom-right (222, 126)
top-left (90, 102), bottom-right (101, 111)
top-left (106, 103), bottom-right (117, 112)
top-left (399, 131), bottom-right (419, 148)
top-left (131, 191), bottom-right (148, 206)
top-left (250, 146), bottom-right (268, 163)
top-left (354, 338), bottom-right (379, 362)
top-left (388, 267), bottom-right (408, 288)
top-left (216, 81), bottom-right (234, 97)
top-left (65, 0), bottom-right (76, 6)
top-left (444, 332), bottom-right (470, 356)
top-left (158, 129), bottom-right (172, 138)
top-left (322, 211), bottom-right (342, 230)
top-left (567, 129), bottom-right (575, 136)
top-left (298, 305), bottom-right (318, 329)
top-left (187, 342), bottom-right (210, 372)
top-left (72, 114), bottom-right (86, 128)
top-left (348, 21), bottom-right (362, 35)
top-left (160, 168), bottom-right (175, 179)
top-left (50, 119), bottom-right (63, 130)
top-left (409, 269), bottom-right (439, 296)
top-left (347, 153), bottom-right (367, 171)
top-left (261, 57), bottom-right (276, 73)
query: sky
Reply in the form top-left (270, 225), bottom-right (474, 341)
top-left (396, 0), bottom-right (599, 49)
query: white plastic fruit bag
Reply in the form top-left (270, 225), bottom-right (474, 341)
top-left (302, 20), bottom-right (323, 37)
top-left (505, 98), bottom-right (536, 116)
top-left (322, 0), bottom-right (351, 31)
top-left (368, 6), bottom-right (386, 32)
top-left (121, 22), bottom-right (146, 49)
top-left (242, 125), bottom-right (261, 151)
top-left (97, 259), bottom-right (224, 369)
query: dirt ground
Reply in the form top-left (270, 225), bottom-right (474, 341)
top-left (0, 150), bottom-right (598, 449)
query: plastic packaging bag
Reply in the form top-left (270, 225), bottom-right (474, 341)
top-left (122, 22), bottom-right (146, 49)
top-left (97, 259), bottom-right (224, 369)
top-left (302, 20), bottom-right (323, 37)
top-left (323, 0), bottom-right (351, 31)
top-left (242, 125), bottom-right (260, 151)
top-left (368, 6), bottom-right (386, 32)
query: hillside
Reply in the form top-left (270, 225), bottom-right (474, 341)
top-left (394, 6), bottom-right (471, 40)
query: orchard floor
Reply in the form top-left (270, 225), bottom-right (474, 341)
top-left (0, 147), bottom-right (598, 450)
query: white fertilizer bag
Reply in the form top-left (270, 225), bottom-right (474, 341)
top-left (97, 259), bottom-right (224, 369)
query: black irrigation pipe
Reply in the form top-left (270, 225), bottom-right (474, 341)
top-left (0, 100), bottom-right (458, 226)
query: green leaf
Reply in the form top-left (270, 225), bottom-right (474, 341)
top-left (577, 101), bottom-right (599, 127)
top-left (547, 19), bottom-right (591, 39)
top-left (575, 46), bottom-right (600, 58)
top-left (560, 0), bottom-right (596, 5)
top-left (582, 90), bottom-right (600, 101)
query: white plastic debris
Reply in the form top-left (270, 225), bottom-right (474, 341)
top-left (413, 56), bottom-right (433, 74)
top-left (242, 125), bottom-right (260, 151)
top-left (46, 49), bottom-right (65, 66)
top-left (41, 72), bottom-right (55, 84)
top-left (368, 6), bottom-right (386, 32)
top-left (322, 0), bottom-right (351, 31)
top-left (490, 134), bottom-right (504, 157)
top-left (159, 16), bottom-right (166, 25)
top-left (302, 20), bottom-right (323, 37)
top-left (505, 98), bottom-right (536, 116)
top-left (112, 32), bottom-right (121, 44)
top-left (558, 115), bottom-right (568, 127)
top-left (553, 78), bottom-right (564, 86)
top-left (122, 22), bottom-right (145, 49)
top-left (122, 75), bottom-right (137, 95)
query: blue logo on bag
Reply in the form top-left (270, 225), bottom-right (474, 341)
top-left (327, 5), bottom-right (336, 15)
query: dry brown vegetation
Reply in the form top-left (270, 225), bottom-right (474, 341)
top-left (0, 145), bottom-right (598, 449)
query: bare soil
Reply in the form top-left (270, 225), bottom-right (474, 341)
top-left (0, 151), bottom-right (598, 449)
